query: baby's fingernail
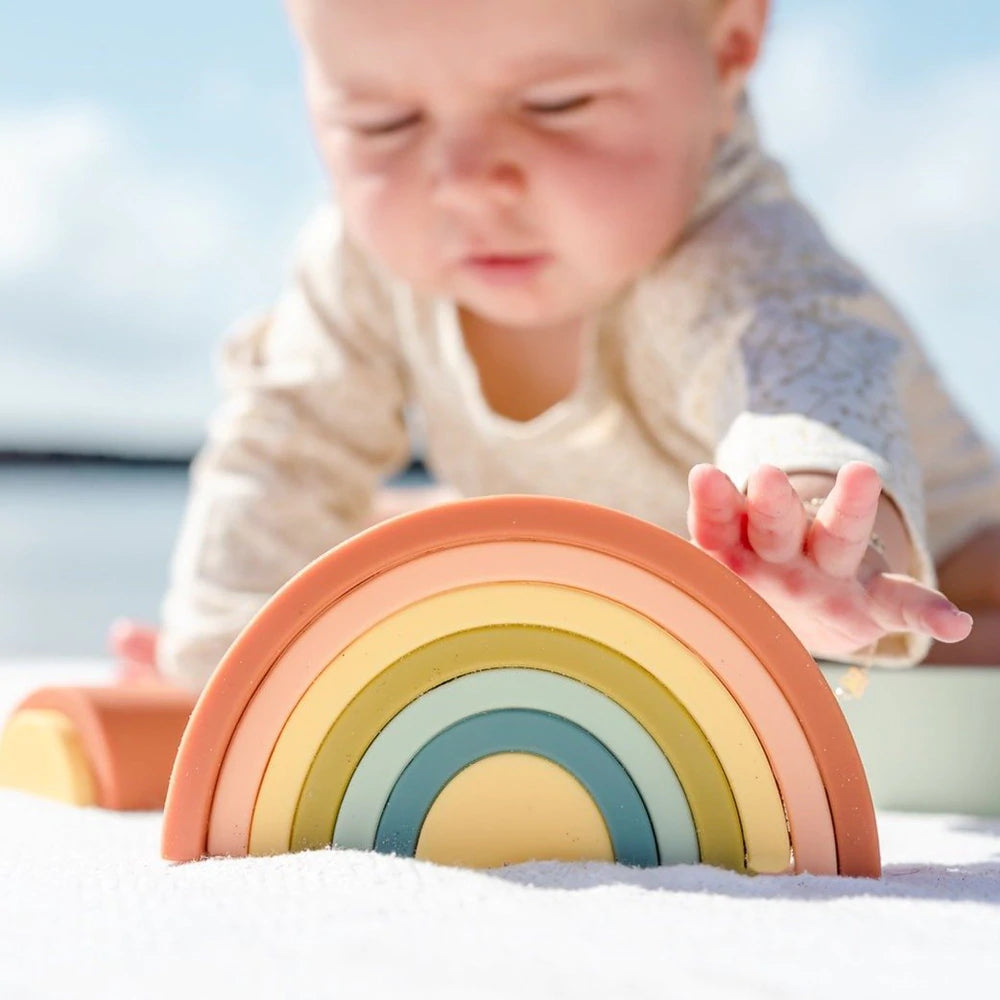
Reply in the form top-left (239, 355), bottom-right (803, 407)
top-left (924, 603), bottom-right (972, 633)
top-left (940, 606), bottom-right (973, 630)
top-left (942, 602), bottom-right (973, 621)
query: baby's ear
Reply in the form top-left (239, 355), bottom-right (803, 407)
top-left (709, 0), bottom-right (770, 131)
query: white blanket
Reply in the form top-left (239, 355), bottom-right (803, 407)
top-left (2, 662), bottom-right (998, 999)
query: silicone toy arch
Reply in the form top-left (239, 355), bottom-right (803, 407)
top-left (0, 686), bottom-right (194, 810)
top-left (161, 495), bottom-right (880, 877)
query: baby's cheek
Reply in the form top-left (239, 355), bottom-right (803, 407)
top-left (343, 181), bottom-right (434, 285)
top-left (558, 153), bottom-right (695, 276)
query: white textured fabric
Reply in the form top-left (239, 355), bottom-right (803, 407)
top-left (3, 662), bottom-right (1000, 1000)
top-left (158, 99), bottom-right (1000, 688)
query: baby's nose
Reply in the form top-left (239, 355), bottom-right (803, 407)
top-left (429, 122), bottom-right (526, 208)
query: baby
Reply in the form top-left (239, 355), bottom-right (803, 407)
top-left (113, 0), bottom-right (1000, 689)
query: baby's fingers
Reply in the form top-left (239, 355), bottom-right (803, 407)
top-left (807, 463), bottom-right (881, 579)
top-left (687, 464), bottom-right (746, 552)
top-left (109, 618), bottom-right (158, 666)
top-left (745, 465), bottom-right (808, 563)
top-left (108, 619), bottom-right (162, 685)
top-left (866, 574), bottom-right (974, 643)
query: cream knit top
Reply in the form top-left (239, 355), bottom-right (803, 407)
top-left (158, 100), bottom-right (1000, 689)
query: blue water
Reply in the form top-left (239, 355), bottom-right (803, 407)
top-left (0, 462), bottom-right (428, 657)
top-left (0, 465), bottom-right (191, 657)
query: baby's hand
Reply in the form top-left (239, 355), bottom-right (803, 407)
top-left (687, 461), bottom-right (974, 660)
top-left (108, 618), bottom-right (162, 684)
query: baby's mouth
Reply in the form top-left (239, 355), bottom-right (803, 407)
top-left (460, 253), bottom-right (551, 283)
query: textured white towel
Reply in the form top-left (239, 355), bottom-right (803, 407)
top-left (2, 662), bottom-right (999, 999)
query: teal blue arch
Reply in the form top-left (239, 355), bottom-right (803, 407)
top-left (334, 667), bottom-right (698, 865)
top-left (374, 708), bottom-right (658, 867)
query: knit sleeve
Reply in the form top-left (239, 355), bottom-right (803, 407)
top-left (710, 293), bottom-right (937, 667)
top-left (157, 207), bottom-right (411, 690)
top-left (624, 187), bottom-right (936, 666)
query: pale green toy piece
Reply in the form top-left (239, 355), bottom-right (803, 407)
top-left (820, 665), bottom-right (1000, 816)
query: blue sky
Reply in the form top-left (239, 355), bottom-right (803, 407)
top-left (2, 0), bottom-right (998, 453)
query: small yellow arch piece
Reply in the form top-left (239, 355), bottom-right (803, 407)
top-left (0, 709), bottom-right (97, 806)
top-left (415, 753), bottom-right (614, 868)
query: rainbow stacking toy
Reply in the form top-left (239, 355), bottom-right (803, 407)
top-left (0, 496), bottom-right (881, 877)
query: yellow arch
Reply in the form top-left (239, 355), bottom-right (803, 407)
top-left (416, 753), bottom-right (615, 868)
top-left (291, 626), bottom-right (739, 868)
top-left (249, 582), bottom-right (791, 873)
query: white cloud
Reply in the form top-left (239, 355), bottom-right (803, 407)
top-left (0, 102), bottom-right (260, 315)
top-left (753, 8), bottom-right (1000, 443)
top-left (0, 101), bottom-right (316, 452)
top-left (0, 105), bottom-right (114, 272)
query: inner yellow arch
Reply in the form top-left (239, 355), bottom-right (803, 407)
top-left (415, 753), bottom-right (615, 868)
top-left (249, 582), bottom-right (791, 873)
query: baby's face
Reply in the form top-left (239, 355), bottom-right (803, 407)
top-left (290, 0), bottom-right (729, 330)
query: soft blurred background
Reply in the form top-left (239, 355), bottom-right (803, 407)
top-left (2, 0), bottom-right (998, 658)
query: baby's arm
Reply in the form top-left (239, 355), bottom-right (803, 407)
top-left (691, 283), bottom-right (950, 663)
top-left (155, 210), bottom-right (412, 690)
top-left (657, 174), bottom-right (970, 661)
